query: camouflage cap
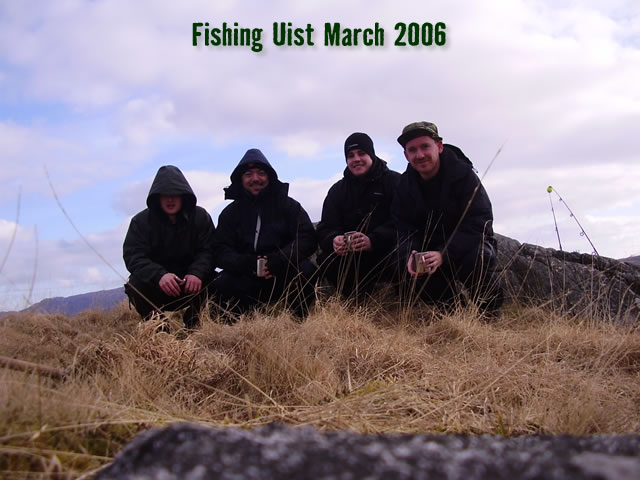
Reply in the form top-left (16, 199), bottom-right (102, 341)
top-left (397, 121), bottom-right (442, 147)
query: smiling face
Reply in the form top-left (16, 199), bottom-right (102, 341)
top-left (404, 135), bottom-right (444, 180)
top-left (346, 148), bottom-right (374, 177)
top-left (159, 195), bottom-right (182, 220)
top-left (241, 167), bottom-right (270, 196)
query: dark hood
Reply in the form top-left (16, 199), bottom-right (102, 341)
top-left (146, 165), bottom-right (197, 212)
top-left (224, 148), bottom-right (287, 200)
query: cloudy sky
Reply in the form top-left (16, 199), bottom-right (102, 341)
top-left (1, 0), bottom-right (639, 311)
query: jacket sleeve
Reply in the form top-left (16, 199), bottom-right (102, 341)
top-left (123, 213), bottom-right (168, 285)
top-left (213, 206), bottom-right (257, 274)
top-left (391, 182), bottom-right (423, 261)
top-left (185, 208), bottom-right (216, 281)
top-left (367, 172), bottom-right (401, 252)
top-left (267, 200), bottom-right (317, 276)
top-left (315, 184), bottom-right (344, 255)
top-left (368, 220), bottom-right (397, 254)
top-left (443, 171), bottom-right (494, 262)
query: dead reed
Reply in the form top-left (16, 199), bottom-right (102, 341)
top-left (1, 297), bottom-right (639, 478)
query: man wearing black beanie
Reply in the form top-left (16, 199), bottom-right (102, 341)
top-left (316, 133), bottom-right (401, 302)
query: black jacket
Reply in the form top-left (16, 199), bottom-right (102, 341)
top-left (123, 165), bottom-right (216, 285)
top-left (316, 157), bottom-right (400, 256)
top-left (214, 150), bottom-right (317, 276)
top-left (392, 144), bottom-right (497, 263)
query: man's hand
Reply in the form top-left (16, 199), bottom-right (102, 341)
top-left (334, 232), bottom-right (371, 254)
top-left (159, 273), bottom-right (184, 297)
top-left (256, 256), bottom-right (273, 279)
top-left (262, 258), bottom-right (273, 280)
top-left (348, 232), bottom-right (372, 252)
top-left (183, 274), bottom-right (202, 294)
top-left (408, 250), bottom-right (443, 277)
top-left (333, 235), bottom-right (348, 256)
top-left (407, 250), bottom-right (418, 276)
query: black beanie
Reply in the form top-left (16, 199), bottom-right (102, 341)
top-left (344, 132), bottom-right (376, 162)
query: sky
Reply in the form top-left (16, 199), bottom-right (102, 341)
top-left (1, 0), bottom-right (639, 311)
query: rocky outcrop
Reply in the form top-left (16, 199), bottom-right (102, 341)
top-left (96, 423), bottom-right (640, 480)
top-left (495, 234), bottom-right (640, 324)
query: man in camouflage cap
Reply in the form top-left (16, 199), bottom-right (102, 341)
top-left (391, 121), bottom-right (503, 317)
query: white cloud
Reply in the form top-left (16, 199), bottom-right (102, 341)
top-left (112, 178), bottom-right (152, 217)
top-left (3, 0), bottom-right (638, 162)
top-left (376, 150), bottom-right (398, 168)
top-left (183, 170), bottom-right (231, 217)
top-left (0, 122), bottom-right (83, 198)
top-left (84, 267), bottom-right (104, 283)
top-left (0, 219), bottom-right (22, 242)
top-left (273, 134), bottom-right (322, 157)
top-left (289, 174), bottom-right (341, 222)
top-left (0, 120), bottom-right (156, 205)
top-left (0, 220), bottom-right (30, 278)
top-left (119, 97), bottom-right (177, 147)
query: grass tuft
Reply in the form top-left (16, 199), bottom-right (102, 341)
top-left (1, 297), bottom-right (639, 478)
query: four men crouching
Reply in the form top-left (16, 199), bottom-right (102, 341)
top-left (123, 123), bottom-right (503, 327)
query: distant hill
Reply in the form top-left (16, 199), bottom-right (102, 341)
top-left (621, 255), bottom-right (640, 266)
top-left (19, 287), bottom-right (126, 316)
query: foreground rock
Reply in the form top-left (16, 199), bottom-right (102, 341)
top-left (96, 423), bottom-right (640, 480)
top-left (496, 234), bottom-right (640, 324)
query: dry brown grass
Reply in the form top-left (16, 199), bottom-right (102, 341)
top-left (1, 298), bottom-right (639, 479)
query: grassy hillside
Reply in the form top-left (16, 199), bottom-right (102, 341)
top-left (1, 298), bottom-right (639, 479)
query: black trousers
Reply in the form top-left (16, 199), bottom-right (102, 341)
top-left (399, 243), bottom-right (504, 313)
top-left (212, 260), bottom-right (317, 318)
top-left (124, 277), bottom-right (210, 328)
top-left (317, 249), bottom-right (395, 300)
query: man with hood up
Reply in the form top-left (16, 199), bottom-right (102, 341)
top-left (392, 121), bottom-right (503, 317)
top-left (316, 132), bottom-right (400, 301)
top-left (123, 165), bottom-right (216, 328)
top-left (213, 148), bottom-right (317, 317)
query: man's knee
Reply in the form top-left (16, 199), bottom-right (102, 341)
top-left (297, 259), bottom-right (318, 282)
top-left (124, 281), bottom-right (159, 319)
top-left (453, 242), bottom-right (503, 309)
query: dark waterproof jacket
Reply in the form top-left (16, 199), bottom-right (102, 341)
top-left (214, 150), bottom-right (317, 276)
top-left (316, 157), bottom-right (400, 255)
top-left (123, 165), bottom-right (216, 285)
top-left (392, 144), bottom-right (497, 264)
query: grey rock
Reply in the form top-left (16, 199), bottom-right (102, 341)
top-left (495, 234), bottom-right (640, 324)
top-left (96, 423), bottom-right (640, 480)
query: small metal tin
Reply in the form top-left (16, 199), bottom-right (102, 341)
top-left (344, 231), bottom-right (357, 250)
top-left (257, 257), bottom-right (267, 277)
top-left (414, 251), bottom-right (429, 274)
